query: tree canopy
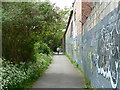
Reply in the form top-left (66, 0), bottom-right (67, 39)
top-left (2, 2), bottom-right (69, 63)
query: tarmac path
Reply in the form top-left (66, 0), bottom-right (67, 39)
top-left (32, 54), bottom-right (85, 88)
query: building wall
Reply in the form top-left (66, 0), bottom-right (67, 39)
top-left (65, 1), bottom-right (120, 89)
top-left (65, 14), bottom-right (73, 56)
top-left (82, 1), bottom-right (93, 24)
top-left (73, 0), bottom-right (82, 35)
top-left (82, 1), bottom-right (120, 88)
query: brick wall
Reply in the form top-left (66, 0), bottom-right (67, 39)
top-left (73, 0), bottom-right (82, 35)
top-left (65, 1), bottom-right (120, 89)
top-left (82, 1), bottom-right (93, 23)
top-left (82, 2), bottom-right (120, 88)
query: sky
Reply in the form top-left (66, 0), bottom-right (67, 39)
top-left (41, 0), bottom-right (75, 9)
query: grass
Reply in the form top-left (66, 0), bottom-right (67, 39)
top-left (64, 53), bottom-right (96, 90)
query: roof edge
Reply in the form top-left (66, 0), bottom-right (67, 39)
top-left (63, 10), bottom-right (73, 37)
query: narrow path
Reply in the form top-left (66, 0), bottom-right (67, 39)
top-left (32, 54), bottom-right (85, 88)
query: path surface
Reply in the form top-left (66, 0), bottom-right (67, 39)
top-left (32, 54), bottom-right (85, 88)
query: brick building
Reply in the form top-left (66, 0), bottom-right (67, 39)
top-left (63, 0), bottom-right (120, 89)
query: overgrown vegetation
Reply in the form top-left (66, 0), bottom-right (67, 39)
top-left (65, 53), bottom-right (94, 89)
top-left (2, 2), bottom-right (69, 63)
top-left (1, 53), bottom-right (52, 89)
top-left (0, 41), bottom-right (52, 89)
top-left (1, 1), bottom-right (69, 89)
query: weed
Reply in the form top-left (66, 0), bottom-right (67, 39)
top-left (65, 53), bottom-right (96, 89)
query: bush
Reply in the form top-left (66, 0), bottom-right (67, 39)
top-left (0, 53), bottom-right (52, 89)
top-left (2, 2), bottom-right (55, 63)
top-left (34, 42), bottom-right (50, 55)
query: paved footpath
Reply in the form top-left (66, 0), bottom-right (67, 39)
top-left (32, 54), bottom-right (85, 88)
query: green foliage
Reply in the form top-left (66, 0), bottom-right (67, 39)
top-left (34, 42), bottom-right (50, 55)
top-left (1, 1), bottom-right (69, 89)
top-left (41, 7), bottom-right (70, 51)
top-left (0, 53), bottom-right (52, 89)
top-left (2, 2), bottom-right (69, 62)
top-left (83, 80), bottom-right (91, 89)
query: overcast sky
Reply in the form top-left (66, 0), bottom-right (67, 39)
top-left (41, 0), bottom-right (74, 9)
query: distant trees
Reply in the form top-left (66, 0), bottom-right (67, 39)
top-left (2, 2), bottom-right (69, 63)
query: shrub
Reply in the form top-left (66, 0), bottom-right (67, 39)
top-left (0, 53), bottom-right (52, 89)
top-left (34, 42), bottom-right (50, 55)
top-left (2, 2), bottom-right (56, 63)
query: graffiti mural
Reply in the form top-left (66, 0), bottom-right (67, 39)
top-left (81, 3), bottom-right (120, 88)
top-left (65, 2), bottom-right (120, 89)
top-left (91, 5), bottom-right (120, 88)
top-left (95, 26), bottom-right (119, 88)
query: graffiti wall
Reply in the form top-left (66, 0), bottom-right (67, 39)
top-left (65, 2), bottom-right (120, 89)
top-left (82, 3), bottom-right (120, 89)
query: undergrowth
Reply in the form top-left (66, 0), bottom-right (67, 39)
top-left (0, 53), bottom-right (52, 89)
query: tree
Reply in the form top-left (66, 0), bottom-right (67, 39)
top-left (2, 2), bottom-right (70, 63)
